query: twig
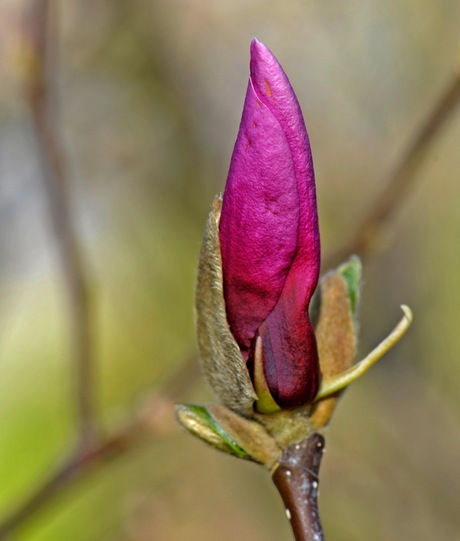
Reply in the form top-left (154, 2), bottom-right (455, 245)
top-left (324, 63), bottom-right (460, 268)
top-left (0, 2), bottom-right (204, 536)
top-left (0, 353), bottom-right (198, 539)
top-left (24, 0), bottom-right (96, 442)
top-left (14, 5), bottom-right (458, 539)
top-left (272, 433), bottom-right (326, 541)
top-left (0, 423), bottom-right (142, 539)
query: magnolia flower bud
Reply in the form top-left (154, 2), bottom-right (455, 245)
top-left (178, 38), bottom-right (416, 533)
top-left (219, 39), bottom-right (321, 411)
top-left (183, 39), bottom-right (413, 459)
top-left (197, 39), bottom-right (320, 413)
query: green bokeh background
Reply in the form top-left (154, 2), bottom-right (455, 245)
top-left (1, 1), bottom-right (459, 540)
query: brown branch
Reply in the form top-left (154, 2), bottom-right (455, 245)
top-left (324, 64), bottom-right (460, 269)
top-left (0, 2), bottom-right (204, 536)
top-left (0, 353), bottom-right (198, 539)
top-left (0, 423), bottom-right (142, 538)
top-left (15, 7), bottom-right (457, 540)
top-left (24, 0), bottom-right (96, 442)
top-left (272, 433), bottom-right (326, 541)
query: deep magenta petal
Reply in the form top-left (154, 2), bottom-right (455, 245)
top-left (257, 274), bottom-right (320, 408)
top-left (250, 39), bottom-right (320, 302)
top-left (219, 39), bottom-right (321, 406)
top-left (219, 81), bottom-right (300, 358)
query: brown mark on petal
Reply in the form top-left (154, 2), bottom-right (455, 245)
top-left (195, 198), bottom-right (258, 415)
top-left (310, 272), bottom-right (357, 428)
top-left (264, 79), bottom-right (273, 97)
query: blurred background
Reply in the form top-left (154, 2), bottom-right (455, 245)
top-left (1, 0), bottom-right (459, 540)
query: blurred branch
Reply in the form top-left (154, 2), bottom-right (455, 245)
top-left (0, 354), bottom-right (198, 539)
top-left (24, 0), bottom-right (96, 442)
top-left (0, 2), bottom-right (205, 537)
top-left (12, 3), bottom-right (458, 539)
top-left (325, 63), bottom-right (460, 268)
top-left (0, 425), bottom-right (142, 538)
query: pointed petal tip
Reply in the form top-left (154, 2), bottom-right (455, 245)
top-left (250, 38), bottom-right (274, 66)
top-left (250, 37), bottom-right (263, 50)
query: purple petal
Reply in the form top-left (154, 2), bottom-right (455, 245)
top-left (249, 39), bottom-right (320, 301)
top-left (219, 70), bottom-right (298, 358)
top-left (219, 39), bottom-right (321, 405)
top-left (258, 276), bottom-right (320, 407)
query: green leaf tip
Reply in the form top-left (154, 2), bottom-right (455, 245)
top-left (175, 403), bottom-right (251, 459)
top-left (337, 255), bottom-right (362, 315)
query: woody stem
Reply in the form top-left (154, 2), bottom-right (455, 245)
top-left (272, 433), bottom-right (326, 541)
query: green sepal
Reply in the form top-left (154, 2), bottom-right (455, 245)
top-left (337, 255), bottom-right (362, 315)
top-left (195, 198), bottom-right (258, 415)
top-left (176, 403), bottom-right (252, 460)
